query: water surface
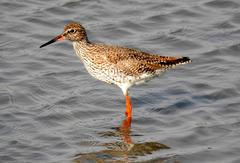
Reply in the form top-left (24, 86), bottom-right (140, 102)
top-left (1, 0), bottom-right (240, 162)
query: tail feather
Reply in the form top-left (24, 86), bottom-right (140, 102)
top-left (146, 56), bottom-right (192, 73)
top-left (158, 56), bottom-right (192, 67)
top-left (176, 57), bottom-right (192, 64)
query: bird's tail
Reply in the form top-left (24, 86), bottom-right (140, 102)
top-left (175, 56), bottom-right (192, 64)
top-left (157, 56), bottom-right (192, 67)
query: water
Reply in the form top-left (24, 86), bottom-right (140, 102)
top-left (1, 0), bottom-right (240, 162)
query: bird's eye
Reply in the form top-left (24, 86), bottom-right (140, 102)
top-left (69, 29), bottom-right (76, 33)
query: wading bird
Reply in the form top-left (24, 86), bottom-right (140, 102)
top-left (40, 22), bottom-right (191, 118)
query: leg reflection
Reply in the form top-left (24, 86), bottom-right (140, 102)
top-left (73, 117), bottom-right (170, 162)
top-left (120, 117), bottom-right (132, 145)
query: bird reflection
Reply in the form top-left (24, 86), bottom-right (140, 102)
top-left (73, 117), bottom-right (170, 162)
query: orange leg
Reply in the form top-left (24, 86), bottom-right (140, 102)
top-left (125, 94), bottom-right (132, 118)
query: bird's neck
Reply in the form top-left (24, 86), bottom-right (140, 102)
top-left (72, 40), bottom-right (93, 60)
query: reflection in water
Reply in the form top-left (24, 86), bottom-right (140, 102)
top-left (73, 117), bottom-right (170, 162)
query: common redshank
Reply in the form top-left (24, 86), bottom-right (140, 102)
top-left (40, 22), bottom-right (191, 118)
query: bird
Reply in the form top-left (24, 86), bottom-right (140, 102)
top-left (40, 22), bottom-right (191, 119)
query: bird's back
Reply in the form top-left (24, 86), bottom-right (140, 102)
top-left (73, 42), bottom-right (191, 86)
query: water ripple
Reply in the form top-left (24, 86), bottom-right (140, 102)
top-left (1, 0), bottom-right (240, 162)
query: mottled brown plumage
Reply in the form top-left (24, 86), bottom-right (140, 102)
top-left (40, 22), bottom-right (191, 118)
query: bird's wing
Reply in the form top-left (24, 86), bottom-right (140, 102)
top-left (105, 45), bottom-right (191, 76)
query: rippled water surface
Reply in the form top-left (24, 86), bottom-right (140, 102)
top-left (1, 0), bottom-right (240, 162)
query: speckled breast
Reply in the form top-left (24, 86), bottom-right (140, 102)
top-left (73, 42), bottom-right (126, 85)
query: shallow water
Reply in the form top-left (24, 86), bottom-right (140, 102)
top-left (1, 0), bottom-right (240, 162)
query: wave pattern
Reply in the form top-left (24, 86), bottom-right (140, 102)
top-left (1, 0), bottom-right (240, 162)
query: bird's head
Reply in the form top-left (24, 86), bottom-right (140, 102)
top-left (40, 22), bottom-right (88, 48)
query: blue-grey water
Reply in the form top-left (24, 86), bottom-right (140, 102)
top-left (1, 0), bottom-right (240, 163)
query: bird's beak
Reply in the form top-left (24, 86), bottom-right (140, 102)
top-left (40, 35), bottom-right (65, 48)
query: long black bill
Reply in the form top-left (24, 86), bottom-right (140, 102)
top-left (40, 35), bottom-right (65, 48)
